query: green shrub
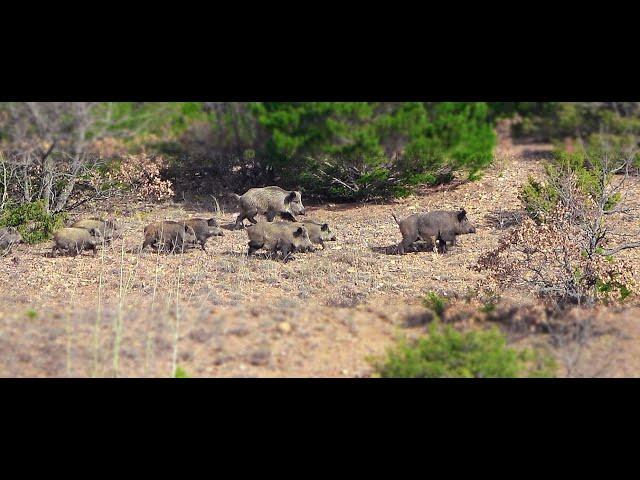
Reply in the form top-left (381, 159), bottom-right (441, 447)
top-left (423, 292), bottom-right (448, 319)
top-left (520, 150), bottom-right (622, 220)
top-left (371, 323), bottom-right (556, 378)
top-left (173, 366), bottom-right (189, 378)
top-left (0, 200), bottom-right (66, 244)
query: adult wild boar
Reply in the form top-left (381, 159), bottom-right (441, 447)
top-left (178, 218), bottom-right (224, 251)
top-left (0, 227), bottom-right (22, 252)
top-left (232, 186), bottom-right (306, 229)
top-left (52, 227), bottom-right (103, 257)
top-left (299, 220), bottom-right (336, 250)
top-left (392, 209), bottom-right (476, 255)
top-left (142, 221), bottom-right (198, 253)
top-left (72, 218), bottom-right (119, 243)
top-left (245, 222), bottom-right (313, 262)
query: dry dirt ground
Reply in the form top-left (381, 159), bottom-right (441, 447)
top-left (1, 139), bottom-right (639, 377)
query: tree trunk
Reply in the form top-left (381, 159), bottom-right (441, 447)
top-left (52, 153), bottom-right (83, 213)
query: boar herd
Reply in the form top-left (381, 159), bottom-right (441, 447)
top-left (0, 186), bottom-right (477, 261)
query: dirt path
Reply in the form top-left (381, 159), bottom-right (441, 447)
top-left (1, 137), bottom-right (639, 377)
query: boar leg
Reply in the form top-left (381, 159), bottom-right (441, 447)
top-left (279, 211), bottom-right (297, 222)
top-left (280, 244), bottom-right (294, 263)
top-left (234, 213), bottom-right (247, 230)
top-left (441, 233), bottom-right (456, 246)
top-left (247, 241), bottom-right (262, 256)
top-left (142, 237), bottom-right (155, 252)
top-left (265, 211), bottom-right (277, 222)
top-left (398, 235), bottom-right (417, 255)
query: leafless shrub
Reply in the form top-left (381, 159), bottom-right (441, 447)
top-left (476, 152), bottom-right (640, 308)
top-left (476, 205), bottom-right (638, 307)
top-left (484, 209), bottom-right (528, 229)
top-left (102, 153), bottom-right (174, 202)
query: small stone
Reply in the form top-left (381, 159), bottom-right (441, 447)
top-left (189, 328), bottom-right (213, 343)
top-left (347, 267), bottom-right (356, 273)
top-left (227, 324), bottom-right (250, 337)
top-left (277, 322), bottom-right (292, 334)
top-left (248, 348), bottom-right (271, 366)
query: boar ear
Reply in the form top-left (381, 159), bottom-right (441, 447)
top-left (285, 191), bottom-right (297, 204)
top-left (457, 209), bottom-right (467, 222)
top-left (293, 227), bottom-right (304, 237)
top-left (321, 223), bottom-right (329, 231)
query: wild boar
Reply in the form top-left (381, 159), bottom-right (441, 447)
top-left (299, 220), bottom-right (336, 250)
top-left (392, 209), bottom-right (476, 254)
top-left (52, 227), bottom-right (103, 257)
top-left (232, 186), bottom-right (306, 229)
top-left (72, 218), bottom-right (119, 243)
top-left (245, 222), bottom-right (313, 262)
top-left (0, 227), bottom-right (23, 252)
top-left (178, 218), bottom-right (224, 251)
top-left (142, 221), bottom-right (198, 253)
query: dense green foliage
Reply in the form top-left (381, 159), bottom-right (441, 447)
top-left (0, 200), bottom-right (66, 244)
top-left (372, 322), bottom-right (556, 378)
top-left (251, 102), bottom-right (496, 200)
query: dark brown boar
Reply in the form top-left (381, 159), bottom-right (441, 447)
top-left (245, 222), bottom-right (313, 262)
top-left (52, 227), bottom-right (103, 257)
top-left (392, 209), bottom-right (476, 254)
top-left (232, 186), bottom-right (306, 229)
top-left (178, 218), bottom-right (224, 250)
top-left (142, 221), bottom-right (198, 253)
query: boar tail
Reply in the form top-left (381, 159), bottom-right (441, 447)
top-left (391, 212), bottom-right (401, 225)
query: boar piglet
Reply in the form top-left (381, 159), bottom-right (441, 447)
top-left (142, 221), bottom-right (198, 253)
top-left (72, 218), bottom-right (119, 243)
top-left (232, 186), bottom-right (305, 229)
top-left (245, 222), bottom-right (313, 262)
top-left (52, 227), bottom-right (103, 257)
top-left (299, 220), bottom-right (336, 250)
top-left (177, 218), bottom-right (224, 251)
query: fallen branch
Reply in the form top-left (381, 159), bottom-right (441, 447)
top-left (602, 242), bottom-right (640, 256)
